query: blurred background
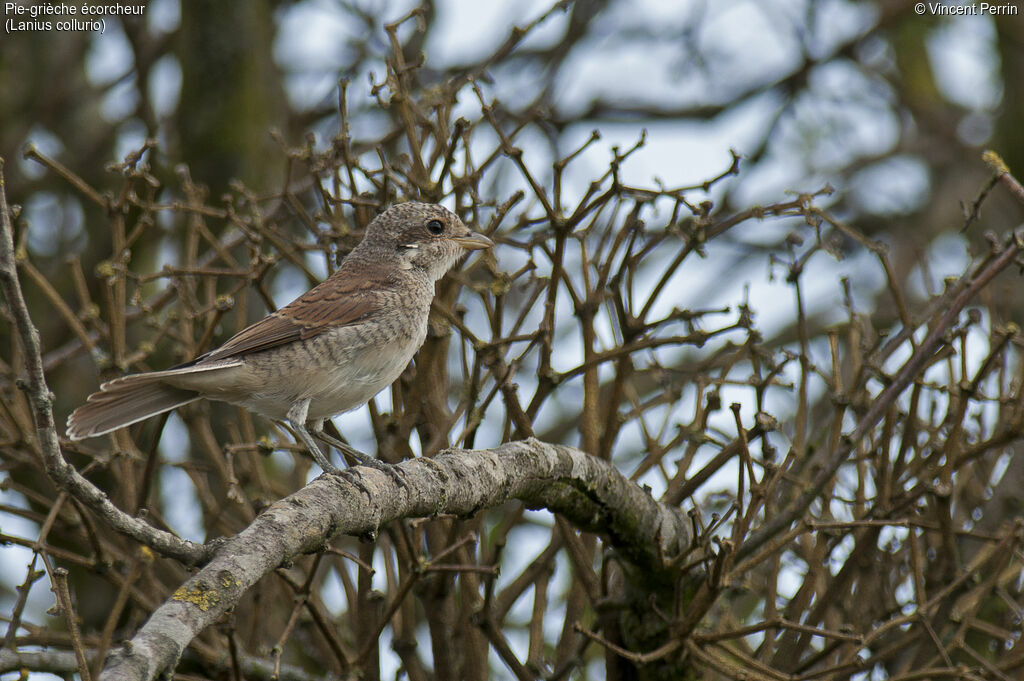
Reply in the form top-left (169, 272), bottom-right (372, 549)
top-left (3, 1), bottom-right (1024, 679)
top-left (6, 0), bottom-right (1021, 238)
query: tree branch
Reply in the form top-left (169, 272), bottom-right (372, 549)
top-left (738, 154), bottom-right (1024, 560)
top-left (0, 158), bottom-right (211, 566)
top-left (0, 646), bottom-right (327, 681)
top-left (99, 439), bottom-right (691, 681)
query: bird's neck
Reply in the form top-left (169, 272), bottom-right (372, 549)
top-left (339, 245), bottom-right (435, 287)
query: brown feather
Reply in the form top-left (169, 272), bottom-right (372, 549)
top-left (197, 263), bottom-right (395, 362)
top-left (67, 375), bottom-right (199, 439)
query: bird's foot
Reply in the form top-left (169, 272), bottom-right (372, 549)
top-left (315, 457), bottom-right (343, 475)
top-left (312, 429), bottom-right (408, 491)
top-left (350, 453), bottom-right (408, 492)
top-left (337, 468), bottom-right (374, 498)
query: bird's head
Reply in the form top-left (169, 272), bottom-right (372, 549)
top-left (358, 202), bottom-right (493, 281)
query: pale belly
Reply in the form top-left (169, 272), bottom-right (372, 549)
top-left (170, 319), bottom-right (426, 422)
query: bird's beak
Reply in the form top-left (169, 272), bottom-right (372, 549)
top-left (452, 232), bottom-right (494, 250)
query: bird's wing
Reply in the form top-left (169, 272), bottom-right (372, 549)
top-left (188, 264), bottom-right (395, 364)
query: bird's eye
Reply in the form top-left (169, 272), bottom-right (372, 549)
top-left (426, 219), bottom-right (445, 235)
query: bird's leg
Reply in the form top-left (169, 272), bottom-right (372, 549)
top-left (312, 421), bottom-right (407, 491)
top-left (311, 423), bottom-right (384, 469)
top-left (286, 400), bottom-right (340, 473)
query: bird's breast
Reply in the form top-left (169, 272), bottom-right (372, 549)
top-left (225, 309), bottom-right (428, 421)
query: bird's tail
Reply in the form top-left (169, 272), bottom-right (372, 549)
top-left (66, 374), bottom-right (200, 440)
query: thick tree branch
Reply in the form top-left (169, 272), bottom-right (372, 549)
top-left (0, 647), bottom-right (323, 681)
top-left (99, 439), bottom-right (691, 681)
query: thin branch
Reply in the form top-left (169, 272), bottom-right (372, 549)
top-left (0, 158), bottom-right (211, 567)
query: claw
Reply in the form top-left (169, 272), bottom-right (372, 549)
top-left (311, 425), bottom-right (408, 491)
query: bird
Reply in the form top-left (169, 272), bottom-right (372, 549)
top-left (66, 202), bottom-right (493, 473)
